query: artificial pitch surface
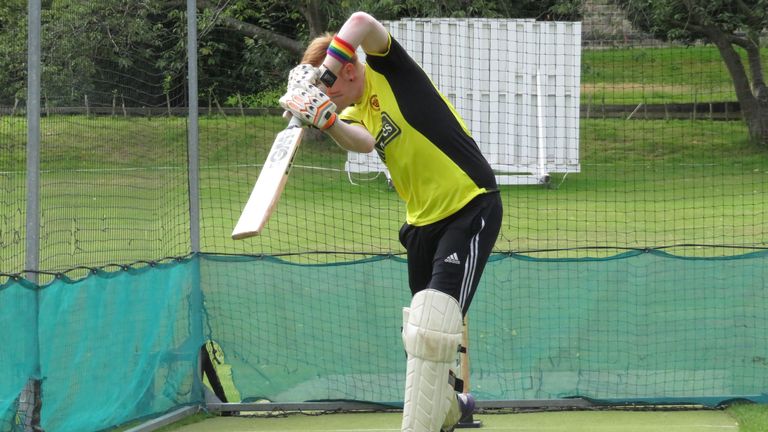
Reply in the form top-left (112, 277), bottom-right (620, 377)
top-left (164, 410), bottom-right (738, 432)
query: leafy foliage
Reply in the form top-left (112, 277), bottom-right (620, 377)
top-left (0, 0), bottom-right (27, 104)
top-left (611, 0), bottom-right (768, 146)
top-left (335, 0), bottom-right (580, 23)
top-left (612, 0), bottom-right (768, 42)
top-left (38, 0), bottom-right (186, 107)
top-left (1, 1), bottom-right (577, 108)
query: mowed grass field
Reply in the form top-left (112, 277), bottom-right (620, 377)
top-left (581, 45), bottom-right (768, 104)
top-left (1, 112), bottom-right (767, 278)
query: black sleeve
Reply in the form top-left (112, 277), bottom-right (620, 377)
top-left (365, 35), bottom-right (424, 76)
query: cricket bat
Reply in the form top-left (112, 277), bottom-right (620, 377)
top-left (232, 116), bottom-right (304, 239)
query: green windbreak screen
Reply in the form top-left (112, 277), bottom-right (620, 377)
top-left (0, 259), bottom-right (203, 432)
top-left (0, 280), bottom-right (37, 431)
top-left (201, 250), bottom-right (768, 407)
top-left (201, 254), bottom-right (411, 404)
top-left (3, 249), bottom-right (767, 432)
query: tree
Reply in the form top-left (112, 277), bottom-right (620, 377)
top-left (0, 1), bottom-right (576, 108)
top-left (612, 0), bottom-right (768, 147)
top-left (193, 0), bottom-right (580, 103)
top-left (38, 0), bottom-right (186, 107)
top-left (199, 0), bottom-right (580, 58)
top-left (0, 0), bottom-right (27, 106)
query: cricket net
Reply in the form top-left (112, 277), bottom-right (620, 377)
top-left (1, 3), bottom-right (767, 432)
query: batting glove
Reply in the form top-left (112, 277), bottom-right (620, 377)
top-left (287, 64), bottom-right (319, 91)
top-left (279, 84), bottom-right (338, 130)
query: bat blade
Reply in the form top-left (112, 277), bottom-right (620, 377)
top-left (232, 117), bottom-right (304, 240)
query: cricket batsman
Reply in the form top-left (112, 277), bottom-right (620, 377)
top-left (279, 11), bottom-right (503, 432)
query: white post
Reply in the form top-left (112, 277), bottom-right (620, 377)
top-left (536, 68), bottom-right (547, 181)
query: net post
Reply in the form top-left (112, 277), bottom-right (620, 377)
top-left (186, 0), bottom-right (206, 407)
top-left (25, 0), bottom-right (41, 279)
top-left (187, 0), bottom-right (200, 254)
top-left (21, 1), bottom-right (44, 431)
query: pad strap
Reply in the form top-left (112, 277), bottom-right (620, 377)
top-left (449, 370), bottom-right (464, 393)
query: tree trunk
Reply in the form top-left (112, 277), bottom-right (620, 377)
top-left (193, 0), bottom-right (306, 57)
top-left (218, 16), bottom-right (305, 57)
top-left (743, 36), bottom-right (768, 147)
top-left (745, 102), bottom-right (768, 147)
top-left (299, 0), bottom-right (328, 39)
top-left (706, 28), bottom-right (768, 146)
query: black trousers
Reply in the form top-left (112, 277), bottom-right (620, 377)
top-left (399, 192), bottom-right (502, 315)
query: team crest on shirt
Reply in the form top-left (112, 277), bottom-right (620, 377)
top-left (370, 95), bottom-right (380, 111)
top-left (375, 112), bottom-right (400, 163)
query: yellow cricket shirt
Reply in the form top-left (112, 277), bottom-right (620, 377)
top-left (340, 35), bottom-right (497, 226)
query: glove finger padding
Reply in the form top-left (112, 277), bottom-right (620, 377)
top-left (287, 64), bottom-right (319, 90)
top-left (279, 85), bottom-right (337, 130)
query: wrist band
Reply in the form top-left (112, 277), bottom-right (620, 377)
top-left (327, 35), bottom-right (355, 64)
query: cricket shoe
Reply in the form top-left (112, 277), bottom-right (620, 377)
top-left (441, 393), bottom-right (476, 432)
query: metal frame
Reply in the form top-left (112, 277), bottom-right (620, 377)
top-left (186, 0), bottom-right (200, 254)
top-left (129, 396), bottom-right (729, 430)
top-left (124, 398), bottom-right (595, 431)
top-left (205, 398), bottom-right (595, 413)
top-left (123, 406), bottom-right (200, 432)
top-left (22, 1), bottom-right (43, 430)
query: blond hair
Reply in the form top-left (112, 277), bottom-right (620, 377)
top-left (301, 32), bottom-right (358, 66)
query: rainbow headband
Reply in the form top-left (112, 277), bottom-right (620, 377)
top-left (327, 35), bottom-right (355, 63)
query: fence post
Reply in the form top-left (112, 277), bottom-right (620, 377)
top-left (23, 0), bottom-right (43, 430)
top-left (187, 0), bottom-right (200, 254)
top-left (186, 0), bottom-right (204, 406)
top-left (26, 0), bottom-right (41, 279)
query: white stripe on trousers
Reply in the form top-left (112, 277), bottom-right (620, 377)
top-left (459, 217), bottom-right (485, 310)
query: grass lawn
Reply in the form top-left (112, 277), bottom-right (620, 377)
top-left (582, 45), bottom-right (768, 104)
top-left (728, 402), bottom-right (768, 432)
top-left (1, 112), bottom-right (767, 278)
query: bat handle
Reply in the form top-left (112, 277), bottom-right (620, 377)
top-left (287, 115), bottom-right (303, 128)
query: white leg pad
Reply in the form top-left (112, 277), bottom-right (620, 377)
top-left (401, 289), bottom-right (463, 432)
top-left (442, 391), bottom-right (461, 430)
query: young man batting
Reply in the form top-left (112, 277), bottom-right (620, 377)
top-left (279, 12), bottom-right (503, 432)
